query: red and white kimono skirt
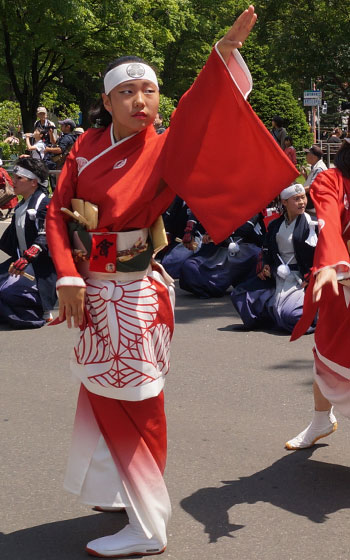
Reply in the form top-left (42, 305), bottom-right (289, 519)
top-left (292, 169), bottom-right (350, 416)
top-left (46, 45), bottom-right (297, 543)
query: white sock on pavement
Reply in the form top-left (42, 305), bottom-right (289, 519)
top-left (285, 407), bottom-right (337, 450)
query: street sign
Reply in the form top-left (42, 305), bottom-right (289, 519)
top-left (304, 90), bottom-right (322, 106)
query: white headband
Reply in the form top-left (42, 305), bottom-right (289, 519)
top-left (13, 165), bottom-right (40, 182)
top-left (280, 184), bottom-right (305, 200)
top-left (104, 62), bottom-right (159, 95)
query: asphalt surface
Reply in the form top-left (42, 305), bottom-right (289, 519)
top-left (1, 218), bottom-right (350, 560)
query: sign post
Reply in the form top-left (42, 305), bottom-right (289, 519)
top-left (304, 89), bottom-right (322, 142)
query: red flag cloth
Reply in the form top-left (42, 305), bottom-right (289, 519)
top-left (163, 48), bottom-right (298, 244)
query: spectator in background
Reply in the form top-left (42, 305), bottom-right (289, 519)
top-left (74, 126), bottom-right (85, 137)
top-left (154, 112), bottom-right (166, 134)
top-left (301, 145), bottom-right (327, 215)
top-left (24, 128), bottom-right (46, 160)
top-left (45, 118), bottom-right (77, 170)
top-left (271, 115), bottom-right (287, 150)
top-left (3, 131), bottom-right (19, 145)
top-left (284, 136), bottom-right (297, 166)
top-left (327, 127), bottom-right (342, 143)
top-left (33, 106), bottom-right (56, 144)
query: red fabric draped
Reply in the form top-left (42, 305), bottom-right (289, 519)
top-left (86, 387), bottom-right (167, 475)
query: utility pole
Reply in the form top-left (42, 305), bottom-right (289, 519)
top-left (312, 79), bottom-right (317, 143)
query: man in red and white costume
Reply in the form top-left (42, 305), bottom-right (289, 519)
top-left (286, 138), bottom-right (350, 450)
top-left (47, 6), bottom-right (297, 557)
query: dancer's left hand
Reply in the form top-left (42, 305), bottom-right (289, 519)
top-left (217, 5), bottom-right (257, 63)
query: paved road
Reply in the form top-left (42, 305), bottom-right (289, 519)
top-left (1, 220), bottom-right (350, 560)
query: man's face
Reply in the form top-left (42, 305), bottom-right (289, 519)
top-left (37, 111), bottom-right (46, 121)
top-left (306, 152), bottom-right (318, 165)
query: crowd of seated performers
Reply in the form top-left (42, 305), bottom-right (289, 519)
top-left (160, 184), bottom-right (318, 333)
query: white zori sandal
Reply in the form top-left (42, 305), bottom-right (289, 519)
top-left (285, 408), bottom-right (337, 450)
top-left (86, 507), bottom-right (166, 558)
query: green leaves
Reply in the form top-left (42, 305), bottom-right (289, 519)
top-left (0, 1), bottom-right (348, 135)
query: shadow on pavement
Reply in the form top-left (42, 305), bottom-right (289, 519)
top-left (181, 447), bottom-right (350, 543)
top-left (1, 511), bottom-right (127, 560)
top-left (174, 290), bottom-right (239, 325)
top-left (268, 358), bottom-right (314, 371)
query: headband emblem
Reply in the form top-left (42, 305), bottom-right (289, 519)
top-left (126, 63), bottom-right (146, 78)
top-left (295, 185), bottom-right (303, 193)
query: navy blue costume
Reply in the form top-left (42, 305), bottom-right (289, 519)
top-left (161, 200), bottom-right (204, 278)
top-left (0, 188), bottom-right (57, 328)
top-left (231, 212), bottom-right (317, 332)
top-left (179, 214), bottom-right (265, 298)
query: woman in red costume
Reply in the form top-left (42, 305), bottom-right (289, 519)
top-left (46, 6), bottom-right (297, 557)
top-left (0, 163), bottom-right (18, 220)
top-left (286, 137), bottom-right (350, 450)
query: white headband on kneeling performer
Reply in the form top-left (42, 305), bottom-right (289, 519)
top-left (13, 165), bottom-right (40, 182)
top-left (104, 62), bottom-right (159, 94)
top-left (280, 184), bottom-right (305, 200)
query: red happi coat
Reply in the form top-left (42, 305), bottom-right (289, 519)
top-left (292, 168), bottom-right (350, 374)
top-left (0, 167), bottom-right (17, 209)
top-left (46, 47), bottom-right (297, 283)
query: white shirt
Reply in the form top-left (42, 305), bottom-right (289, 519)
top-left (304, 158), bottom-right (327, 188)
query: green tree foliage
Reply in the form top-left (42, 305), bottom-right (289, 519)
top-left (40, 89), bottom-right (80, 124)
top-left (0, 0), bottom-right (348, 139)
top-left (0, 100), bottom-right (21, 138)
top-left (0, 0), bottom-right (190, 129)
top-left (161, 0), bottom-right (248, 99)
top-left (250, 83), bottom-right (312, 150)
top-left (255, 0), bottom-right (350, 104)
top-left (241, 37), bottom-right (312, 149)
top-left (158, 94), bottom-right (176, 127)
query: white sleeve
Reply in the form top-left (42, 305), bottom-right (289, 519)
top-left (214, 43), bottom-right (253, 100)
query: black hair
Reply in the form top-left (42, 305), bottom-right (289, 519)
top-left (14, 157), bottom-right (49, 185)
top-left (34, 127), bottom-right (45, 137)
top-left (285, 135), bottom-right (293, 144)
top-left (272, 115), bottom-right (284, 128)
top-left (334, 139), bottom-right (350, 178)
top-left (89, 55), bottom-right (154, 127)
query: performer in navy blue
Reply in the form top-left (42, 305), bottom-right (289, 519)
top-left (161, 202), bottom-right (204, 278)
top-left (179, 214), bottom-right (265, 298)
top-left (0, 157), bottom-right (57, 328)
top-left (231, 185), bottom-right (318, 332)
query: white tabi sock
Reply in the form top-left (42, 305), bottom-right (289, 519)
top-left (285, 407), bottom-right (337, 450)
top-left (86, 506), bottom-right (166, 557)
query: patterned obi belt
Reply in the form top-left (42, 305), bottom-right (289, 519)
top-left (71, 227), bottom-right (154, 281)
